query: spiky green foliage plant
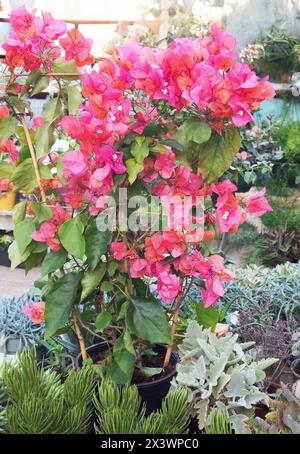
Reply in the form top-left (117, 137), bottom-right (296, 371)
top-left (2, 349), bottom-right (95, 434)
top-left (204, 406), bottom-right (232, 434)
top-left (94, 378), bottom-right (190, 434)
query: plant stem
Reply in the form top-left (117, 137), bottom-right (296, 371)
top-left (21, 116), bottom-right (47, 204)
top-left (73, 309), bottom-right (88, 361)
top-left (163, 292), bottom-right (183, 369)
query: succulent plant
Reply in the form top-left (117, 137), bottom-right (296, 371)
top-left (173, 321), bottom-right (277, 434)
top-left (254, 381), bottom-right (300, 434)
top-left (220, 262), bottom-right (300, 322)
top-left (260, 229), bottom-right (300, 266)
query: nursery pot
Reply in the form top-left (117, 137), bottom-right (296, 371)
top-left (0, 191), bottom-right (16, 211)
top-left (0, 246), bottom-right (24, 269)
top-left (75, 342), bottom-right (178, 414)
top-left (291, 358), bottom-right (300, 381)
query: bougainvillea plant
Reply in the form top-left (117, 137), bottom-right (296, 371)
top-left (0, 7), bottom-right (274, 383)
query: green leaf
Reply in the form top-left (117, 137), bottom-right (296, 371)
top-left (151, 144), bottom-right (170, 153)
top-left (142, 367), bottom-right (163, 377)
top-left (35, 124), bottom-right (56, 159)
top-left (80, 264), bottom-right (106, 302)
top-left (8, 240), bottom-right (30, 269)
top-left (30, 75), bottom-right (49, 97)
top-left (107, 261), bottom-right (118, 277)
top-left (38, 164), bottom-right (53, 179)
top-left (41, 249), bottom-right (68, 277)
top-left (14, 219), bottom-right (37, 255)
top-left (95, 310), bottom-right (112, 331)
top-left (30, 201), bottom-right (53, 223)
top-left (21, 69), bottom-right (42, 94)
top-left (31, 242), bottom-right (48, 253)
top-left (13, 201), bottom-right (26, 224)
top-left (58, 217), bottom-right (86, 260)
top-left (43, 97), bottom-right (62, 124)
top-left (85, 220), bottom-right (112, 270)
top-left (130, 136), bottom-right (150, 163)
top-left (11, 158), bottom-right (37, 194)
top-left (174, 119), bottom-right (211, 145)
top-left (126, 298), bottom-right (170, 344)
top-left (195, 302), bottom-right (221, 331)
top-left (107, 331), bottom-right (136, 384)
top-left (66, 85), bottom-right (82, 115)
top-left (197, 129), bottom-right (242, 183)
top-left (52, 59), bottom-right (81, 80)
top-left (126, 158), bottom-right (144, 185)
top-left (132, 278), bottom-right (148, 298)
top-left (0, 117), bottom-right (17, 140)
top-left (162, 139), bottom-right (183, 152)
top-left (8, 96), bottom-right (27, 113)
top-left (0, 162), bottom-right (15, 179)
top-left (100, 281), bottom-right (113, 292)
top-left (17, 146), bottom-right (30, 163)
top-left (24, 251), bottom-right (46, 275)
top-left (45, 272), bottom-right (82, 339)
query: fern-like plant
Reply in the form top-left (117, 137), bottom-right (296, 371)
top-left (94, 378), bottom-right (190, 434)
top-left (2, 349), bottom-right (95, 434)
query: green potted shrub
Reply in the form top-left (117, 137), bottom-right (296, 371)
top-left (0, 6), bottom-right (274, 412)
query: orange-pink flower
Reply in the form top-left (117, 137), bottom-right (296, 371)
top-left (22, 301), bottom-right (45, 324)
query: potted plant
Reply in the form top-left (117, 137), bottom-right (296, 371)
top-left (0, 7), bottom-right (274, 411)
top-left (0, 179), bottom-right (16, 211)
top-left (0, 231), bottom-right (13, 267)
top-left (0, 291), bottom-right (44, 363)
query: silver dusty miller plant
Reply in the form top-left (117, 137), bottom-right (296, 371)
top-left (173, 321), bottom-right (277, 433)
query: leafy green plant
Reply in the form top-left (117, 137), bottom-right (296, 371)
top-left (262, 206), bottom-right (300, 232)
top-left (0, 233), bottom-right (14, 249)
top-left (94, 378), bottom-right (190, 434)
top-left (2, 349), bottom-right (95, 434)
top-left (204, 405), bottom-right (232, 434)
top-left (254, 26), bottom-right (300, 79)
top-left (173, 321), bottom-right (277, 433)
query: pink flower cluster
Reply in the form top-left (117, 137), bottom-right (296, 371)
top-left (22, 300), bottom-right (45, 324)
top-left (3, 6), bottom-right (93, 71)
top-left (111, 234), bottom-right (235, 306)
top-left (212, 180), bottom-right (272, 234)
top-left (57, 23), bottom-right (274, 210)
top-left (110, 179), bottom-right (272, 307)
top-left (32, 204), bottom-right (70, 251)
top-left (60, 146), bottom-right (126, 209)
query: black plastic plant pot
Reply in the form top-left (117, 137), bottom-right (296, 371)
top-left (0, 247), bottom-right (24, 269)
top-left (75, 342), bottom-right (179, 414)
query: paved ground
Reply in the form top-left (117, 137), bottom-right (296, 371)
top-left (0, 265), bottom-right (41, 298)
